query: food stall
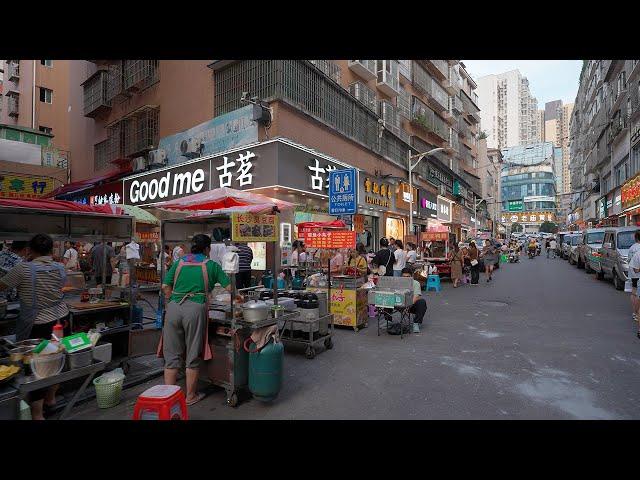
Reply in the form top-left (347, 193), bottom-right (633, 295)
top-left (298, 221), bottom-right (368, 332)
top-left (422, 231), bottom-right (451, 279)
top-left (155, 188), bottom-right (300, 405)
top-left (0, 199), bottom-right (160, 418)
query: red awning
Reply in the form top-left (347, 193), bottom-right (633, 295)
top-left (46, 167), bottom-right (132, 199)
top-left (0, 198), bottom-right (124, 215)
top-left (154, 187), bottom-right (297, 213)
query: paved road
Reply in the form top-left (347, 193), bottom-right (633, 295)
top-left (69, 253), bottom-right (640, 419)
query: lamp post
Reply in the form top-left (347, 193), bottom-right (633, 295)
top-left (407, 148), bottom-right (446, 236)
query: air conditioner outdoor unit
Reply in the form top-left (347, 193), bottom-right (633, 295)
top-left (132, 156), bottom-right (147, 173)
top-left (148, 148), bottom-right (167, 168)
top-left (179, 138), bottom-right (202, 158)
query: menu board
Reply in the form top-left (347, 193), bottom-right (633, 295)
top-left (301, 230), bottom-right (356, 249)
top-left (232, 213), bottom-right (278, 242)
top-left (422, 232), bottom-right (448, 242)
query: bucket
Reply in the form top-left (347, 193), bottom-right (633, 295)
top-left (93, 370), bottom-right (125, 409)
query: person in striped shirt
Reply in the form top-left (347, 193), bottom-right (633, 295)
top-left (235, 243), bottom-right (253, 290)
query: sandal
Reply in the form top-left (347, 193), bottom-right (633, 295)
top-left (186, 392), bottom-right (206, 406)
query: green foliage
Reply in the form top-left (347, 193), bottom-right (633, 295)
top-left (478, 130), bottom-right (488, 140)
top-left (539, 221), bottom-right (558, 233)
top-left (511, 222), bottom-right (523, 233)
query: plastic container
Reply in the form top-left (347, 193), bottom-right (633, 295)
top-left (31, 352), bottom-right (65, 379)
top-left (93, 370), bottom-right (125, 409)
top-left (67, 347), bottom-right (93, 369)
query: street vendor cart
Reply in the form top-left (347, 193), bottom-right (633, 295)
top-left (421, 231), bottom-right (451, 279)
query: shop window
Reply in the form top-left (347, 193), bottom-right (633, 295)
top-left (386, 217), bottom-right (405, 243)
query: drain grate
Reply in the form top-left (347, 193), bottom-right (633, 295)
top-left (479, 301), bottom-right (509, 307)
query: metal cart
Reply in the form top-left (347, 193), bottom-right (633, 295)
top-left (368, 276), bottom-right (415, 339)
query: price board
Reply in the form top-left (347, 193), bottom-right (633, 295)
top-left (232, 213), bottom-right (278, 242)
top-left (301, 230), bottom-right (357, 249)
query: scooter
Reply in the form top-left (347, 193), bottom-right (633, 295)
top-left (528, 248), bottom-right (536, 259)
top-left (536, 245), bottom-right (541, 256)
top-left (508, 250), bottom-right (520, 263)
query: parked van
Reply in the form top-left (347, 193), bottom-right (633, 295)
top-left (599, 226), bottom-right (640, 290)
top-left (579, 228), bottom-right (606, 271)
top-left (568, 234), bottom-right (582, 265)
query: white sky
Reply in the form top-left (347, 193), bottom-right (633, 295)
top-left (462, 60), bottom-right (583, 107)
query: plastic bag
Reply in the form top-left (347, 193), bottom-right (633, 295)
top-left (95, 368), bottom-right (125, 385)
top-left (625, 279), bottom-right (633, 293)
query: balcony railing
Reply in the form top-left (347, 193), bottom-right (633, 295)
top-left (428, 60), bottom-right (449, 79)
top-left (449, 128), bottom-right (460, 152)
top-left (450, 95), bottom-right (463, 114)
top-left (412, 61), bottom-right (433, 96)
top-left (348, 81), bottom-right (377, 112)
top-left (7, 96), bottom-right (19, 117)
top-left (122, 106), bottom-right (160, 157)
top-left (123, 60), bottom-right (159, 92)
top-left (309, 60), bottom-right (341, 84)
top-left (445, 66), bottom-right (461, 94)
top-left (7, 62), bottom-right (19, 82)
top-left (348, 60), bottom-right (376, 81)
top-left (82, 70), bottom-right (112, 118)
top-left (431, 78), bottom-right (449, 111)
top-left (411, 96), bottom-right (448, 140)
top-left (378, 100), bottom-right (400, 136)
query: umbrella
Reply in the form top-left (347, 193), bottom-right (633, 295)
top-left (114, 204), bottom-right (160, 225)
top-left (154, 187), bottom-right (298, 214)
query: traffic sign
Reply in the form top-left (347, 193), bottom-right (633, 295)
top-left (329, 168), bottom-right (357, 215)
top-left (508, 200), bottom-right (524, 212)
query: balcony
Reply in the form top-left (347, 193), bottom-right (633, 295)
top-left (7, 95), bottom-right (19, 118)
top-left (450, 95), bottom-right (463, 114)
top-left (123, 60), bottom-right (159, 92)
top-left (378, 100), bottom-right (400, 136)
top-left (445, 66), bottom-right (461, 95)
top-left (82, 70), bottom-right (112, 118)
top-left (122, 106), bottom-right (160, 157)
top-left (469, 110), bottom-right (481, 124)
top-left (411, 96), bottom-right (448, 141)
top-left (348, 60), bottom-right (376, 81)
top-left (7, 62), bottom-right (19, 82)
top-left (309, 60), bottom-right (341, 84)
top-left (376, 60), bottom-right (400, 97)
top-left (449, 128), bottom-right (460, 153)
top-left (426, 60), bottom-right (449, 80)
top-left (430, 78), bottom-right (449, 111)
top-left (348, 81), bottom-right (377, 112)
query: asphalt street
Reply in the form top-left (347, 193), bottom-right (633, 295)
top-left (69, 252), bottom-right (640, 420)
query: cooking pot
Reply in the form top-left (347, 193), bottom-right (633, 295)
top-left (242, 299), bottom-right (270, 323)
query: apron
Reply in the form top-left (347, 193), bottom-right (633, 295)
top-left (156, 258), bottom-right (213, 362)
top-left (16, 262), bottom-right (66, 341)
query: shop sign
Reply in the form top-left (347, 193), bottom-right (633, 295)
top-left (395, 182), bottom-right (417, 212)
top-left (138, 231), bottom-right (160, 240)
top-left (231, 213), bottom-right (278, 242)
top-left (422, 231), bottom-right (448, 241)
top-left (361, 176), bottom-right (393, 209)
top-left (301, 230), bottom-right (357, 249)
top-left (453, 180), bottom-right (468, 199)
top-left (500, 212), bottom-right (555, 224)
top-left (508, 200), bottom-right (524, 212)
top-left (419, 190), bottom-right (438, 218)
top-left (622, 172), bottom-right (640, 210)
top-left (0, 173), bottom-right (56, 199)
top-left (452, 203), bottom-right (463, 224)
top-left (437, 196), bottom-right (452, 222)
top-left (428, 164), bottom-right (453, 189)
top-left (329, 169), bottom-right (357, 215)
top-left (353, 214), bottom-right (364, 233)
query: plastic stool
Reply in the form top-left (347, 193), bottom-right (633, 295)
top-left (426, 275), bottom-right (441, 292)
top-left (132, 385), bottom-right (188, 421)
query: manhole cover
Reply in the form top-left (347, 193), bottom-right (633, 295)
top-left (479, 301), bottom-right (508, 307)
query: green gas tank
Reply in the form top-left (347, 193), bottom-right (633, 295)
top-left (245, 338), bottom-right (284, 402)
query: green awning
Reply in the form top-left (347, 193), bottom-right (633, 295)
top-left (115, 204), bottom-right (160, 226)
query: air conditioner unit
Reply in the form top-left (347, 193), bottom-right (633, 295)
top-left (179, 138), bottom-right (202, 158)
top-left (132, 156), bottom-right (147, 173)
top-left (148, 148), bottom-right (167, 168)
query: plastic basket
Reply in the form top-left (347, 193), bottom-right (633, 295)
top-left (93, 372), bottom-right (125, 409)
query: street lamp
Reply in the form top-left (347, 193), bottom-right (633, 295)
top-left (407, 148), bottom-right (446, 236)
top-left (473, 195), bottom-right (493, 238)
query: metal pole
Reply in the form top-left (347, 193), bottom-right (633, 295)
top-left (408, 150), bottom-right (414, 236)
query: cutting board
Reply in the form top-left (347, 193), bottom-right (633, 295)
top-left (66, 301), bottom-right (127, 310)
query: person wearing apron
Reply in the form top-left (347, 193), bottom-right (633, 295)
top-left (158, 234), bottom-right (232, 406)
top-left (0, 234), bottom-right (70, 420)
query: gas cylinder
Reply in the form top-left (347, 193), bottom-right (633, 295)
top-left (246, 338), bottom-right (283, 402)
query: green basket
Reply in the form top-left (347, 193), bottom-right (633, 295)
top-left (93, 375), bottom-right (124, 409)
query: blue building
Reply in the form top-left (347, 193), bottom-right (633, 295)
top-left (500, 142), bottom-right (558, 232)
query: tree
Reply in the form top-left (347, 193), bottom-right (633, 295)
top-left (511, 222), bottom-right (523, 233)
top-left (539, 221), bottom-right (558, 233)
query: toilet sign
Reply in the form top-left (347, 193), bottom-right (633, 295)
top-left (329, 168), bottom-right (357, 215)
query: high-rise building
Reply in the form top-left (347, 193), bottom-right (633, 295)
top-left (570, 60), bottom-right (638, 229)
top-left (476, 69), bottom-right (539, 150)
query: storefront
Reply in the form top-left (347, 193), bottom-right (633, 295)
top-left (416, 188), bottom-right (438, 236)
top-left (357, 174), bottom-right (396, 250)
top-left (621, 172), bottom-right (640, 226)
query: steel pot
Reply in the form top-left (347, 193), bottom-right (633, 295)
top-left (242, 300), bottom-right (270, 323)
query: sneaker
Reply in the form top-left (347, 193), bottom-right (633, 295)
top-left (413, 323), bottom-right (420, 333)
top-left (634, 313), bottom-right (638, 323)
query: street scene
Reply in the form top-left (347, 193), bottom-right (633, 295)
top-left (0, 59), bottom-right (639, 421)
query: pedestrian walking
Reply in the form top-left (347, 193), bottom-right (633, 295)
top-left (481, 239), bottom-right (497, 282)
top-left (549, 237), bottom-right (557, 259)
top-left (545, 238), bottom-right (551, 258)
top-left (468, 240), bottom-right (480, 285)
top-left (393, 240), bottom-right (407, 277)
top-left (626, 231), bottom-right (640, 324)
top-left (450, 243), bottom-right (464, 287)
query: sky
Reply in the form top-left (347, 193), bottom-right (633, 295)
top-left (461, 60), bottom-right (583, 107)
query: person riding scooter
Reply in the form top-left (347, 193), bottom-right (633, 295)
top-left (528, 238), bottom-right (537, 259)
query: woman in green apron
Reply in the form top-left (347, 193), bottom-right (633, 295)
top-left (159, 234), bottom-right (232, 406)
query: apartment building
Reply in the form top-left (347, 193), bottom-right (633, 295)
top-left (476, 69), bottom-right (540, 150)
top-left (569, 60), bottom-right (637, 229)
top-left (477, 137), bottom-right (503, 235)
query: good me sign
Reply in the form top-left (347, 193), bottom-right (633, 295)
top-left (124, 139), bottom-right (349, 207)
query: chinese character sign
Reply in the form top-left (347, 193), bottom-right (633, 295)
top-left (232, 213), bottom-right (278, 242)
top-left (301, 230), bottom-right (356, 249)
top-left (0, 174), bottom-right (55, 199)
top-left (329, 169), bottom-right (357, 215)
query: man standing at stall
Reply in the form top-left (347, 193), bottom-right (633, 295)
top-left (161, 234), bottom-right (233, 406)
top-left (236, 242), bottom-right (253, 290)
top-left (63, 241), bottom-right (79, 271)
top-left (91, 241), bottom-right (115, 285)
top-left (0, 241), bottom-right (28, 302)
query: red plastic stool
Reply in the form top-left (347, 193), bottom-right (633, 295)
top-left (132, 385), bottom-right (188, 420)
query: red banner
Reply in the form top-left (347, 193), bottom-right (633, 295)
top-left (302, 230), bottom-right (356, 249)
top-left (138, 231), bottom-right (159, 240)
top-left (422, 232), bottom-right (448, 242)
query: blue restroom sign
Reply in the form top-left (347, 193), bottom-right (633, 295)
top-left (329, 168), bottom-right (358, 215)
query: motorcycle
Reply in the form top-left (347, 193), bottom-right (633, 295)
top-left (508, 251), bottom-right (519, 263)
top-left (536, 245), bottom-right (541, 256)
top-left (528, 248), bottom-right (536, 259)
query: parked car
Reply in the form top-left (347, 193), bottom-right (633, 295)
top-left (579, 228), bottom-right (605, 271)
top-left (599, 226), bottom-right (640, 290)
top-left (568, 234), bottom-right (582, 265)
top-left (561, 234), bottom-right (577, 259)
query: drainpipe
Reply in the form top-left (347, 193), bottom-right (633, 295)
top-left (32, 60), bottom-right (36, 129)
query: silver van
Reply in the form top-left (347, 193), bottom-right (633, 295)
top-left (579, 228), bottom-right (606, 271)
top-left (568, 234), bottom-right (582, 265)
top-left (599, 226), bottom-right (640, 290)
top-left (561, 234), bottom-right (577, 260)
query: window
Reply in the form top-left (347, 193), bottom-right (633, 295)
top-left (40, 60), bottom-right (52, 67)
top-left (39, 87), bottom-right (52, 104)
top-left (38, 126), bottom-right (52, 135)
top-left (615, 156), bottom-right (629, 186)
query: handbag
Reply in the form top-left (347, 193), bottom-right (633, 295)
top-left (377, 250), bottom-right (393, 276)
top-left (471, 259), bottom-right (478, 266)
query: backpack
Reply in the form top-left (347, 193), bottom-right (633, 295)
top-left (387, 322), bottom-right (411, 335)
